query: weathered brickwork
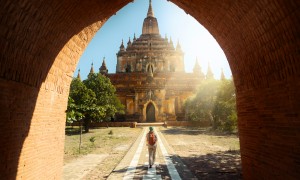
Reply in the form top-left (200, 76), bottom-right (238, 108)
top-left (0, 0), bottom-right (111, 178)
top-left (0, 0), bottom-right (299, 179)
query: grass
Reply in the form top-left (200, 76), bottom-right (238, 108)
top-left (64, 127), bottom-right (142, 164)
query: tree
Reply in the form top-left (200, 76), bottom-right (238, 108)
top-left (212, 78), bottom-right (237, 132)
top-left (82, 73), bottom-right (124, 131)
top-left (184, 78), bottom-right (237, 132)
top-left (184, 79), bottom-right (219, 123)
top-left (66, 74), bottom-right (124, 132)
top-left (66, 97), bottom-right (84, 123)
top-left (66, 77), bottom-right (101, 126)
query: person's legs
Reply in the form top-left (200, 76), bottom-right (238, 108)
top-left (152, 146), bottom-right (156, 166)
top-left (148, 147), bottom-right (153, 167)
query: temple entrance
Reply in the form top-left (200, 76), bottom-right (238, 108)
top-left (146, 103), bottom-right (156, 122)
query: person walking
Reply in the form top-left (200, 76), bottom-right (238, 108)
top-left (146, 126), bottom-right (157, 168)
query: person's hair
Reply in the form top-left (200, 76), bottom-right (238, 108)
top-left (149, 126), bottom-right (153, 131)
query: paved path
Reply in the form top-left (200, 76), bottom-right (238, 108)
top-left (107, 127), bottom-right (197, 180)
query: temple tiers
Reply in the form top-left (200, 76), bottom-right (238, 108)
top-left (99, 0), bottom-right (205, 122)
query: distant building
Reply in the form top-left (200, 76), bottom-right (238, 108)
top-left (97, 0), bottom-right (207, 122)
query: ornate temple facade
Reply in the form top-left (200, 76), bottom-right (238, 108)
top-left (98, 0), bottom-right (206, 122)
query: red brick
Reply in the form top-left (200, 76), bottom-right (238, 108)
top-left (0, 0), bottom-right (299, 179)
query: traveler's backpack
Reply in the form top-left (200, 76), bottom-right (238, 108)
top-left (148, 133), bottom-right (156, 145)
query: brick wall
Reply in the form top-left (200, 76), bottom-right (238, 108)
top-left (0, 79), bottom-right (39, 179)
top-left (70, 121), bottom-right (211, 128)
top-left (0, 0), bottom-right (113, 178)
top-left (166, 121), bottom-right (211, 127)
top-left (0, 0), bottom-right (299, 179)
top-left (70, 121), bottom-right (135, 128)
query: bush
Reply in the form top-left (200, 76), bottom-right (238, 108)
top-left (108, 130), bottom-right (113, 135)
top-left (89, 136), bottom-right (96, 143)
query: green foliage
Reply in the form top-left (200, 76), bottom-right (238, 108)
top-left (66, 78), bottom-right (96, 123)
top-left (184, 79), bottom-right (219, 122)
top-left (66, 74), bottom-right (124, 131)
top-left (108, 130), bottom-right (113, 135)
top-left (89, 136), bottom-right (96, 143)
top-left (212, 79), bottom-right (237, 132)
top-left (184, 78), bottom-right (237, 132)
top-left (83, 73), bottom-right (125, 121)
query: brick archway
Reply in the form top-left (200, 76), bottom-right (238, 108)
top-left (0, 0), bottom-right (299, 179)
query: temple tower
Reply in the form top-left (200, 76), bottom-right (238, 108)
top-left (106, 0), bottom-right (202, 122)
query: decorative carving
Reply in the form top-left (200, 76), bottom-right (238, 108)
top-left (103, 0), bottom-right (202, 122)
top-left (145, 89), bottom-right (157, 101)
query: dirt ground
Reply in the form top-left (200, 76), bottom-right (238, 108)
top-left (64, 126), bottom-right (241, 179)
top-left (160, 126), bottom-right (242, 180)
top-left (64, 127), bottom-right (142, 179)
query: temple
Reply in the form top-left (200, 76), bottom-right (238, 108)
top-left (97, 0), bottom-right (206, 122)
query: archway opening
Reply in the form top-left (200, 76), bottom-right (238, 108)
top-left (64, 1), bottom-right (240, 178)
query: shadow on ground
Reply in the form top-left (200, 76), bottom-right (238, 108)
top-left (179, 150), bottom-right (242, 180)
top-left (107, 152), bottom-right (236, 179)
top-left (65, 127), bottom-right (100, 136)
top-left (161, 127), bottom-right (237, 137)
top-left (65, 127), bottom-right (125, 136)
top-left (65, 127), bottom-right (85, 136)
top-left (106, 158), bottom-right (193, 179)
top-left (107, 165), bottom-right (172, 179)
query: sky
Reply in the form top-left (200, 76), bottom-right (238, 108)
top-left (75, 0), bottom-right (231, 80)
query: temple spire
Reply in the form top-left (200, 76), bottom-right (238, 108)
top-left (169, 37), bottom-right (174, 48)
top-left (127, 37), bottom-right (131, 46)
top-left (77, 69), bottom-right (81, 80)
top-left (89, 62), bottom-right (94, 74)
top-left (100, 57), bottom-right (108, 75)
top-left (193, 57), bottom-right (200, 73)
top-left (142, 0), bottom-right (159, 34)
top-left (220, 68), bottom-right (226, 80)
top-left (206, 62), bottom-right (214, 80)
top-left (147, 0), bottom-right (154, 17)
top-left (193, 57), bottom-right (205, 79)
top-left (133, 33), bottom-right (136, 41)
top-left (176, 40), bottom-right (182, 51)
top-left (119, 39), bottom-right (125, 52)
top-left (120, 39), bottom-right (124, 48)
